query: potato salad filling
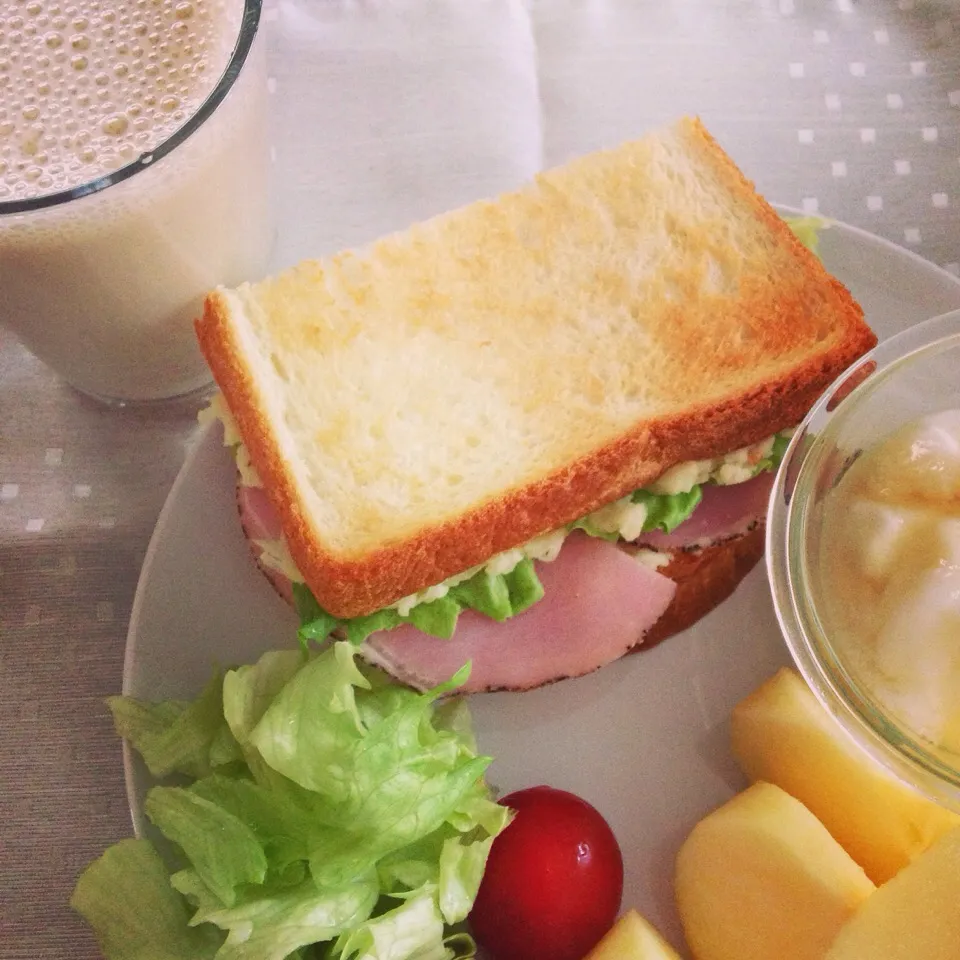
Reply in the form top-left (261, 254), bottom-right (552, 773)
top-left (201, 395), bottom-right (790, 643)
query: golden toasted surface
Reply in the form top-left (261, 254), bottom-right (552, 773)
top-left (197, 117), bottom-right (874, 618)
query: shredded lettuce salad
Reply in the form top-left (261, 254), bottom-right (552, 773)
top-left (72, 643), bottom-right (509, 960)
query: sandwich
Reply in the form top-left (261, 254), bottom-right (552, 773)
top-left (196, 117), bottom-right (876, 693)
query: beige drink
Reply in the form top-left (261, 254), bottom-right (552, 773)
top-left (0, 0), bottom-right (269, 402)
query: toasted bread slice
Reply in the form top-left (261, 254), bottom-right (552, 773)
top-left (197, 117), bottom-right (874, 619)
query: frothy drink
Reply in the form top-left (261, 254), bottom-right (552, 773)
top-left (0, 0), bottom-right (268, 401)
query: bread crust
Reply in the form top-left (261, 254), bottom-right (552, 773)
top-left (197, 118), bottom-right (875, 619)
top-left (635, 525), bottom-right (766, 652)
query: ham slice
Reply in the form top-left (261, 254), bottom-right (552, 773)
top-left (637, 472), bottom-right (775, 552)
top-left (237, 483), bottom-right (294, 603)
top-left (238, 484), bottom-right (283, 542)
top-left (363, 532), bottom-right (677, 693)
top-left (238, 481), bottom-right (678, 692)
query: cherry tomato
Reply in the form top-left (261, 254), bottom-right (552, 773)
top-left (469, 785), bottom-right (624, 960)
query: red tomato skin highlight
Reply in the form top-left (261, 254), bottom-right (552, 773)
top-left (469, 785), bottom-right (624, 960)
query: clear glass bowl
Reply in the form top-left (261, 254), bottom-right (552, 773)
top-left (767, 308), bottom-right (960, 810)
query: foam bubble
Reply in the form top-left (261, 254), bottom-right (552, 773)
top-left (1, 0), bottom-right (241, 199)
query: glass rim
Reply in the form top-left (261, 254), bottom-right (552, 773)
top-left (766, 309), bottom-right (960, 809)
top-left (0, 0), bottom-right (262, 216)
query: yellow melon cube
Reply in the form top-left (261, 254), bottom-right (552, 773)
top-left (675, 782), bottom-right (874, 960)
top-left (584, 909), bottom-right (682, 960)
top-left (731, 667), bottom-right (960, 883)
top-left (826, 825), bottom-right (960, 959)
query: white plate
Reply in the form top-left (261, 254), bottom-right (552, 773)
top-left (123, 215), bottom-right (960, 951)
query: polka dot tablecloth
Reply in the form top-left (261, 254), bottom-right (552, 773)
top-left (2, 1), bottom-right (960, 956)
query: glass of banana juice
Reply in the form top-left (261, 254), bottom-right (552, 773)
top-left (0, 0), bottom-right (270, 403)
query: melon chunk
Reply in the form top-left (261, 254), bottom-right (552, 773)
top-left (826, 825), bottom-right (960, 960)
top-left (675, 782), bottom-right (874, 960)
top-left (584, 909), bottom-right (682, 960)
top-left (731, 667), bottom-right (960, 883)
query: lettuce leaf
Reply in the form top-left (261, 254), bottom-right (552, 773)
top-left (631, 486), bottom-right (703, 534)
top-left (572, 489), bottom-right (704, 539)
top-left (187, 775), bottom-right (321, 874)
top-left (438, 830), bottom-right (502, 924)
top-left (569, 515), bottom-right (621, 542)
top-left (245, 641), bottom-right (370, 798)
top-left (625, 431), bottom-right (793, 537)
top-left (221, 650), bottom-right (306, 752)
top-left (108, 673), bottom-right (241, 781)
top-left (754, 431), bottom-right (792, 474)
top-left (144, 788), bottom-right (268, 906)
top-left (177, 871), bottom-right (380, 960)
top-left (70, 839), bottom-right (223, 960)
top-left (293, 557), bottom-right (544, 648)
top-left (784, 214), bottom-right (827, 254)
top-left (73, 643), bottom-right (505, 960)
top-left (335, 891), bottom-right (450, 960)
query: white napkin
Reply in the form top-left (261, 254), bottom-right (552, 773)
top-left (265, 0), bottom-right (542, 269)
top-left (530, 0), bottom-right (807, 175)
